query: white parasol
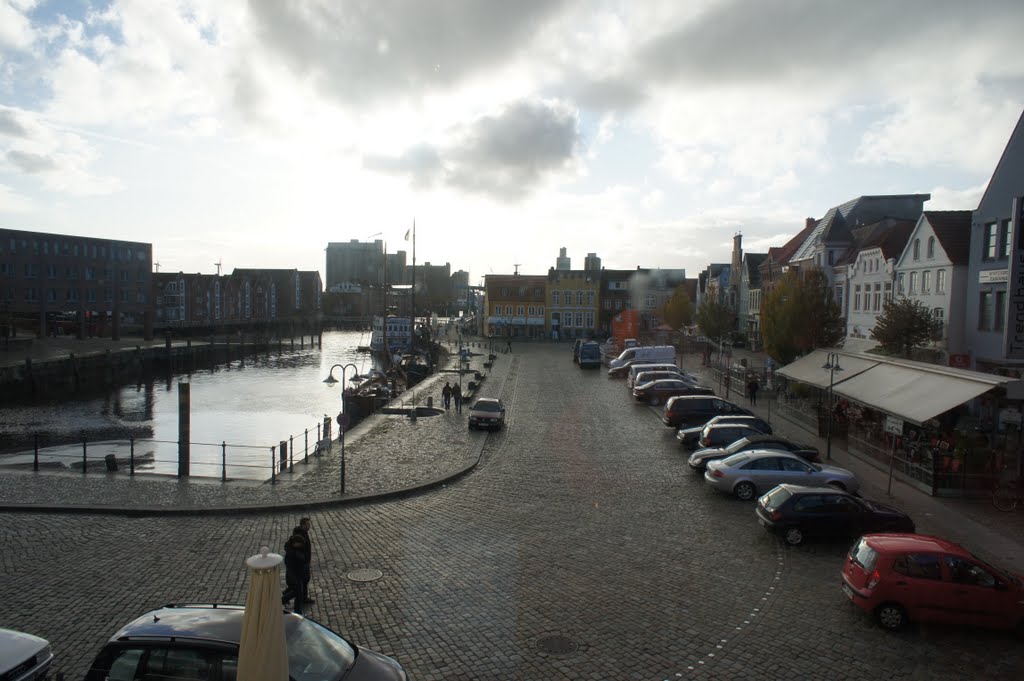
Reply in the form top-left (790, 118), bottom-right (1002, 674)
top-left (237, 546), bottom-right (288, 681)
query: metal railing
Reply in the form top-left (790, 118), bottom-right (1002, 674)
top-left (19, 418), bottom-right (332, 483)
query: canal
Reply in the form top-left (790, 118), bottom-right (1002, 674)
top-left (0, 331), bottom-right (380, 480)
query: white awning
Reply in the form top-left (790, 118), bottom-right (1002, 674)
top-left (833, 364), bottom-right (1008, 426)
top-left (527, 317), bottom-right (545, 325)
top-left (841, 337), bottom-right (879, 354)
top-left (775, 349), bottom-right (879, 389)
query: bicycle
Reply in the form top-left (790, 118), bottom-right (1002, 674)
top-left (991, 477), bottom-right (1023, 512)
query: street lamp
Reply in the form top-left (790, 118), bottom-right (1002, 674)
top-left (822, 352), bottom-right (844, 461)
top-left (323, 362), bottom-right (360, 493)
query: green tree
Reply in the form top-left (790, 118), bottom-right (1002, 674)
top-left (661, 285), bottom-right (694, 330)
top-left (870, 296), bottom-right (942, 358)
top-left (696, 296), bottom-right (735, 343)
top-left (761, 269), bottom-right (844, 364)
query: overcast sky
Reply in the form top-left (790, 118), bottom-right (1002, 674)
top-left (2, 0), bottom-right (1023, 285)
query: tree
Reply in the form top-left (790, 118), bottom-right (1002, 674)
top-left (661, 285), bottom-right (694, 330)
top-left (870, 297), bottom-right (942, 358)
top-left (761, 269), bottom-right (844, 364)
top-left (695, 296), bottom-right (735, 343)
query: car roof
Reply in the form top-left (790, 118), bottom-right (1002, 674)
top-left (774, 483), bottom-right (852, 496)
top-left (861, 533), bottom-right (968, 555)
top-left (735, 448), bottom-right (803, 459)
top-left (107, 604), bottom-right (282, 645)
top-left (473, 397), bottom-right (501, 405)
top-left (705, 423), bottom-right (758, 431)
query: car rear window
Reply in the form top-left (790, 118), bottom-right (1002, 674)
top-left (473, 401), bottom-right (501, 412)
top-left (761, 486), bottom-right (792, 510)
top-left (720, 453), bottom-right (750, 467)
top-left (849, 538), bottom-right (878, 571)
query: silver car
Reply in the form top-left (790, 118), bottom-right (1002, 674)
top-left (704, 450), bottom-right (859, 501)
top-left (0, 628), bottom-right (53, 681)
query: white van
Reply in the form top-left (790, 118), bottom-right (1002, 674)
top-left (626, 363), bottom-right (684, 388)
top-left (608, 345), bottom-right (676, 372)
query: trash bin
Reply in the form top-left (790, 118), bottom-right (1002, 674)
top-left (104, 454), bottom-right (118, 472)
top-left (474, 371), bottom-right (483, 380)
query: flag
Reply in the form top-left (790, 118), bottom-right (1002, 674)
top-left (404, 228), bottom-right (410, 241)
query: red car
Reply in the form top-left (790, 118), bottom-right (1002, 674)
top-left (841, 533), bottom-right (1024, 633)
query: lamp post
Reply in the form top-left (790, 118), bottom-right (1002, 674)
top-left (323, 362), bottom-right (360, 494)
top-left (822, 352), bottom-right (844, 461)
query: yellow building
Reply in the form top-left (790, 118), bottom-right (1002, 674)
top-left (546, 269), bottom-right (601, 340)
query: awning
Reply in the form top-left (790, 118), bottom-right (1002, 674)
top-left (841, 337), bottom-right (879, 354)
top-left (833, 364), bottom-right (1006, 426)
top-left (775, 349), bottom-right (879, 389)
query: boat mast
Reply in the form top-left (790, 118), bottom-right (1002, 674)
top-left (410, 219), bottom-right (415, 352)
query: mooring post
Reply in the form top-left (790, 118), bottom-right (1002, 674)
top-left (82, 439), bottom-right (87, 474)
top-left (316, 422), bottom-right (321, 451)
top-left (280, 440), bottom-right (287, 472)
top-left (178, 382), bottom-right (191, 478)
top-left (33, 433), bottom-right (39, 471)
top-left (289, 434), bottom-right (295, 471)
top-left (304, 429), bottom-right (309, 464)
top-left (130, 437), bottom-right (135, 476)
top-left (271, 446), bottom-right (277, 484)
top-left (221, 441), bottom-right (227, 482)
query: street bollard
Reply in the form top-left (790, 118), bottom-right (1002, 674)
top-left (130, 437), bottom-right (135, 476)
top-left (221, 441), bottom-right (227, 482)
top-left (271, 447), bottom-right (277, 484)
top-left (33, 433), bottom-right (39, 472)
top-left (304, 429), bottom-right (309, 464)
top-left (289, 435), bottom-right (295, 471)
top-left (82, 440), bottom-right (87, 474)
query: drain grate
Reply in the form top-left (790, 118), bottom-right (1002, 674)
top-left (346, 568), bottom-right (383, 582)
top-left (536, 635), bottom-right (578, 656)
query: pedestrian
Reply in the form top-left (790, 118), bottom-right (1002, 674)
top-left (442, 381), bottom-right (452, 410)
top-left (506, 339), bottom-right (512, 353)
top-left (293, 517), bottom-right (314, 603)
top-left (452, 382), bottom-right (463, 413)
top-left (281, 533), bottom-right (308, 615)
top-left (747, 377), bottom-right (759, 406)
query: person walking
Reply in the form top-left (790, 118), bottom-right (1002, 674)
top-left (452, 382), bottom-right (463, 413)
top-left (281, 533), bottom-right (308, 615)
top-left (293, 517), bottom-right (314, 603)
top-left (506, 339), bottom-right (512, 353)
top-left (442, 381), bottom-right (452, 410)
top-left (747, 376), bottom-right (760, 406)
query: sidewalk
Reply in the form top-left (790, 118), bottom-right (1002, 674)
top-left (683, 346), bottom-right (1024, 574)
top-left (0, 340), bottom-right (511, 516)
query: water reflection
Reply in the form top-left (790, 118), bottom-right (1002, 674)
top-left (0, 331), bottom-right (375, 479)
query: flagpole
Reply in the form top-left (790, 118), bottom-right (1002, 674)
top-left (410, 220), bottom-right (415, 353)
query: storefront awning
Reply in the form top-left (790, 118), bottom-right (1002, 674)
top-left (832, 364), bottom-right (1008, 426)
top-left (775, 349), bottom-right (879, 389)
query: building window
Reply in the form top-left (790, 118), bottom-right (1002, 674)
top-left (853, 285), bottom-right (861, 311)
top-left (564, 290), bottom-right (571, 304)
top-left (927, 236), bottom-right (935, 259)
top-left (933, 307), bottom-right (944, 324)
top-left (494, 305), bottom-right (501, 315)
top-left (828, 250), bottom-right (834, 266)
top-left (517, 305), bottom-right (524, 316)
top-left (576, 291), bottom-right (584, 305)
top-left (913, 239), bottom-right (920, 260)
top-left (873, 283), bottom-right (881, 311)
top-left (614, 299), bottom-right (622, 310)
top-left (587, 291), bottom-right (594, 306)
top-left (897, 273), bottom-right (905, 294)
top-left (644, 294), bottom-right (656, 309)
top-left (979, 291), bottom-right (994, 330)
top-left (922, 270), bottom-right (931, 293)
top-left (552, 290), bottom-right (560, 305)
top-left (936, 269), bottom-right (946, 293)
top-left (909, 271), bottom-right (918, 293)
top-left (995, 290), bottom-right (1006, 331)
top-left (604, 299), bottom-right (611, 310)
top-left (884, 282), bottom-right (892, 304)
top-left (575, 312), bottom-right (584, 326)
top-left (585, 312), bottom-right (594, 328)
top-left (984, 222), bottom-right (998, 260)
top-left (528, 306), bottom-right (535, 316)
top-left (999, 219), bottom-right (1013, 259)
top-left (538, 305), bottom-right (544, 316)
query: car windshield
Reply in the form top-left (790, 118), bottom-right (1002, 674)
top-left (473, 401), bottom-right (501, 412)
top-left (725, 437), bottom-right (753, 453)
top-left (719, 453), bottom-right (750, 467)
top-left (761, 486), bottom-right (792, 509)
top-left (286, 617), bottom-right (356, 681)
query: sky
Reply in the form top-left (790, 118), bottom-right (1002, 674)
top-left (1, 1), bottom-right (1023, 286)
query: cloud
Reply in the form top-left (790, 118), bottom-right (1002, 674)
top-left (365, 98), bottom-right (581, 200)
top-left (0, 107), bottom-right (30, 137)
top-left (0, 0), bottom-right (35, 52)
top-left (7, 148), bottom-right (56, 172)
top-left (0, 182), bottom-right (34, 213)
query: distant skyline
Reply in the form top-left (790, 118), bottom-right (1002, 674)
top-left (2, 1), bottom-right (1023, 285)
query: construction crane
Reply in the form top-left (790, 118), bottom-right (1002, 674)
top-left (214, 260), bottom-right (222, 276)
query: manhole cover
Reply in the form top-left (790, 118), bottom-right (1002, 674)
top-left (346, 568), bottom-right (383, 582)
top-left (536, 635), bottom-right (578, 656)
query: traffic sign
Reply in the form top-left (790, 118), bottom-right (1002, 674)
top-left (337, 412), bottom-right (351, 428)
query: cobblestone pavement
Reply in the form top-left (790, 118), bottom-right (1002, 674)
top-left (1, 342), bottom-right (1023, 680)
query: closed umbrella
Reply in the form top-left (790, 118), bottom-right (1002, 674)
top-left (237, 546), bottom-right (288, 681)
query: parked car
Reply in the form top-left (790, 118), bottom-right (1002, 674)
top-left (578, 341), bottom-right (602, 368)
top-left (627, 363), bottom-right (687, 388)
top-left (631, 370), bottom-right (692, 390)
top-left (677, 414), bottom-right (772, 447)
top-left (687, 434), bottom-right (821, 470)
top-left (841, 534), bottom-right (1024, 633)
top-left (83, 603), bottom-right (407, 681)
top-left (0, 628), bottom-right (53, 681)
top-left (468, 397), bottom-right (505, 430)
top-left (608, 345), bottom-right (676, 371)
top-left (633, 379), bottom-right (713, 406)
top-left (661, 395), bottom-right (750, 429)
top-left (704, 450), bottom-right (859, 500)
top-left (688, 423), bottom-right (768, 452)
top-left (755, 484), bottom-right (915, 546)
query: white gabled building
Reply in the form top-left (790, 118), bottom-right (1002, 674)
top-left (893, 211), bottom-right (973, 366)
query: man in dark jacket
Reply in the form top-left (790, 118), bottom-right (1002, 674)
top-left (293, 517), bottom-right (314, 603)
top-left (281, 533), bottom-right (308, 615)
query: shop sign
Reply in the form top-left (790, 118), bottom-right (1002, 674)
top-left (1005, 196), bottom-right (1024, 359)
top-left (979, 269), bottom-right (1008, 283)
top-left (884, 415), bottom-right (904, 436)
top-left (999, 408), bottom-right (1022, 427)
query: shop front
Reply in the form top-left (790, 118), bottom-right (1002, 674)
top-left (777, 350), bottom-right (1018, 497)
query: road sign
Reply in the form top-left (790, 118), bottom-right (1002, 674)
top-left (337, 412), bottom-right (351, 428)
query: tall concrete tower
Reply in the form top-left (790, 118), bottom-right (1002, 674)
top-left (556, 247), bottom-right (571, 270)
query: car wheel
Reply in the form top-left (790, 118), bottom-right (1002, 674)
top-left (468, 424), bottom-right (474, 431)
top-left (734, 481), bottom-right (756, 501)
top-left (648, 395), bottom-right (661, 406)
top-left (875, 603), bottom-right (908, 631)
top-left (783, 527), bottom-right (804, 546)
top-left (828, 481), bottom-right (847, 491)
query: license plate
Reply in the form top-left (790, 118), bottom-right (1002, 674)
top-left (841, 583), bottom-right (854, 600)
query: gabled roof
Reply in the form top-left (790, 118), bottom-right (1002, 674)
top-left (774, 220), bottom-right (818, 266)
top-left (743, 253), bottom-right (768, 286)
top-left (835, 218), bottom-right (916, 265)
top-left (790, 194), bottom-right (931, 263)
top-left (923, 210), bottom-right (973, 265)
top-left (976, 109), bottom-right (1024, 215)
